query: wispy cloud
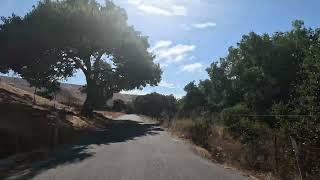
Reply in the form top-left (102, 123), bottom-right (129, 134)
top-left (150, 40), bottom-right (196, 66)
top-left (121, 89), bottom-right (148, 96)
top-left (181, 63), bottom-right (203, 73)
top-left (149, 40), bottom-right (172, 52)
top-left (182, 22), bottom-right (217, 31)
top-left (192, 22), bottom-right (216, 28)
top-left (121, 88), bottom-right (183, 99)
top-left (159, 80), bottom-right (175, 89)
top-left (127, 0), bottom-right (187, 16)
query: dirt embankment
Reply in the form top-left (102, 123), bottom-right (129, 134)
top-left (0, 82), bottom-right (95, 159)
top-left (0, 82), bottom-right (120, 178)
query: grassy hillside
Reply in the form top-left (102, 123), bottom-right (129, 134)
top-left (0, 76), bottom-right (138, 107)
top-left (0, 81), bottom-right (93, 159)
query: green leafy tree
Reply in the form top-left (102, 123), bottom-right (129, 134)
top-left (0, 0), bottom-right (162, 116)
top-left (271, 24), bottom-right (320, 178)
top-left (181, 81), bottom-right (207, 114)
top-left (179, 20), bottom-right (319, 178)
top-left (284, 25), bottom-right (320, 146)
top-left (190, 20), bottom-right (311, 121)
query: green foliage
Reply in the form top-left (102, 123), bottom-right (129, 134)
top-left (134, 93), bottom-right (177, 118)
top-left (182, 19), bottom-right (316, 125)
top-left (273, 26), bottom-right (320, 151)
top-left (277, 28), bottom-right (320, 177)
top-left (0, 0), bottom-right (162, 116)
top-left (179, 20), bottom-right (320, 178)
top-left (36, 81), bottom-right (61, 100)
top-left (220, 103), bottom-right (268, 142)
top-left (221, 104), bottom-right (251, 132)
top-left (112, 99), bottom-right (126, 111)
top-left (180, 81), bottom-right (207, 114)
top-left (18, 52), bottom-right (69, 98)
top-left (182, 20), bottom-right (312, 116)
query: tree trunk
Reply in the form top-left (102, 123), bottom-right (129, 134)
top-left (54, 93), bottom-right (56, 109)
top-left (82, 79), bottom-right (94, 117)
top-left (83, 96), bottom-right (94, 117)
top-left (274, 135), bottom-right (279, 174)
top-left (15, 135), bottom-right (20, 153)
top-left (290, 136), bottom-right (304, 180)
top-left (33, 87), bottom-right (37, 105)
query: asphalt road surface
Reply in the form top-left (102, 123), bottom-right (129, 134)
top-left (8, 114), bottom-right (247, 180)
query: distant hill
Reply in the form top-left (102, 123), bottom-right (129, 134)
top-left (0, 76), bottom-right (138, 107)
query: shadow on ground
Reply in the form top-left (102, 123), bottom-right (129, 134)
top-left (5, 114), bottom-right (163, 180)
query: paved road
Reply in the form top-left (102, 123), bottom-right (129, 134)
top-left (8, 114), bottom-right (247, 180)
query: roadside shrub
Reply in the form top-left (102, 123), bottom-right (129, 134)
top-left (221, 104), bottom-right (252, 137)
top-left (189, 120), bottom-right (211, 149)
top-left (221, 104), bottom-right (280, 171)
top-left (208, 126), bottom-right (244, 163)
top-left (134, 93), bottom-right (177, 118)
top-left (112, 99), bottom-right (135, 114)
top-left (113, 99), bottom-right (127, 112)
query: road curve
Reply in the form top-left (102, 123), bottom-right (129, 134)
top-left (8, 114), bottom-right (247, 180)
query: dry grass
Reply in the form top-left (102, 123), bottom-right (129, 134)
top-left (0, 82), bottom-right (94, 159)
top-left (96, 111), bottom-right (125, 119)
top-left (0, 76), bottom-right (85, 106)
top-left (0, 76), bottom-right (138, 107)
top-left (164, 118), bottom-right (277, 180)
top-left (208, 126), bottom-right (244, 163)
top-left (66, 115), bottom-right (91, 130)
top-left (164, 118), bottom-right (194, 138)
top-left (0, 81), bottom-right (72, 111)
top-left (166, 119), bottom-right (244, 164)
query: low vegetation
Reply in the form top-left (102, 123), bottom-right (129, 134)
top-left (134, 93), bottom-right (177, 120)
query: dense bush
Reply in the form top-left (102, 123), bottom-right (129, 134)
top-left (112, 99), bottom-right (134, 113)
top-left (112, 99), bottom-right (127, 112)
top-left (134, 93), bottom-right (177, 119)
top-left (189, 120), bottom-right (211, 149)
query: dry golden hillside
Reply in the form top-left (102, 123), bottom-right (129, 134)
top-left (0, 81), bottom-right (92, 158)
top-left (0, 76), bottom-right (138, 107)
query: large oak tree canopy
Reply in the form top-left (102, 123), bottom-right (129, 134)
top-left (0, 0), bottom-right (162, 115)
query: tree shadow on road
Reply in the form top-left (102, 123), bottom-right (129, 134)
top-left (6, 114), bottom-right (163, 180)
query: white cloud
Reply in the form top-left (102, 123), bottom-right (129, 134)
top-left (192, 22), bottom-right (217, 28)
top-left (181, 63), bottom-right (203, 73)
top-left (159, 80), bottom-right (175, 89)
top-left (182, 22), bottom-right (217, 30)
top-left (149, 40), bottom-right (172, 52)
top-left (127, 0), bottom-right (187, 16)
top-left (121, 89), bottom-right (148, 96)
top-left (173, 93), bottom-right (185, 99)
top-left (150, 40), bottom-right (196, 66)
top-left (121, 89), bottom-right (183, 99)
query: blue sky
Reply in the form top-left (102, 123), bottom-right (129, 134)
top-left (1, 0), bottom-right (320, 97)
